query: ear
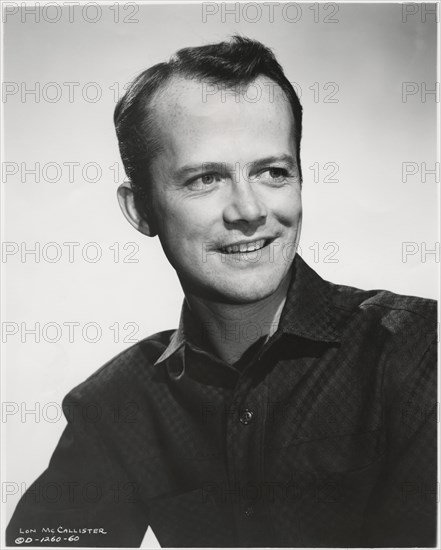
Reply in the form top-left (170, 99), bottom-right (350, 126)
top-left (117, 182), bottom-right (157, 237)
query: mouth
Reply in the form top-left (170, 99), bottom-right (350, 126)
top-left (218, 238), bottom-right (273, 255)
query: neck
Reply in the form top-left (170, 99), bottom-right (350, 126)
top-left (184, 272), bottom-right (292, 365)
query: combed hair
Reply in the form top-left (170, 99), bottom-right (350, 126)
top-left (114, 35), bottom-right (303, 218)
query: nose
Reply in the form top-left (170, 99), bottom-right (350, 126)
top-left (223, 177), bottom-right (267, 228)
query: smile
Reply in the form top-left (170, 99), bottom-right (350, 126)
top-left (219, 239), bottom-right (270, 254)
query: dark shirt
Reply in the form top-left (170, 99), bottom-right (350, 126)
top-left (6, 255), bottom-right (437, 547)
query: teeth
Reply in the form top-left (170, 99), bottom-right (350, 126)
top-left (222, 239), bottom-right (266, 254)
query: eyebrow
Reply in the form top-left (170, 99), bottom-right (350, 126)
top-left (173, 154), bottom-right (297, 180)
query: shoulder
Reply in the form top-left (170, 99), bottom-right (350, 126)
top-left (62, 329), bottom-right (175, 407)
top-left (330, 281), bottom-right (437, 398)
top-left (331, 281), bottom-right (437, 336)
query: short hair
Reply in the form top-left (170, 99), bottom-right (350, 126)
top-left (114, 35), bottom-right (303, 219)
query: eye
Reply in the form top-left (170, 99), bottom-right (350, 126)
top-left (268, 167), bottom-right (288, 180)
top-left (201, 174), bottom-right (216, 185)
top-left (187, 172), bottom-right (221, 191)
top-left (258, 167), bottom-right (289, 184)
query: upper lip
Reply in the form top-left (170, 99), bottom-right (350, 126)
top-left (218, 237), bottom-right (274, 249)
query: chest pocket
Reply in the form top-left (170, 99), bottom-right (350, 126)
top-left (268, 429), bottom-right (386, 547)
top-left (290, 428), bottom-right (384, 472)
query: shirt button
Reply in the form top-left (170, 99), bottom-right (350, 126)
top-left (243, 504), bottom-right (255, 518)
top-left (239, 409), bottom-right (254, 425)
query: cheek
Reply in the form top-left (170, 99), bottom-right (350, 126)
top-left (157, 201), bottom-right (213, 249)
top-left (272, 187), bottom-right (302, 226)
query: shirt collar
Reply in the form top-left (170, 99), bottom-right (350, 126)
top-left (154, 254), bottom-right (341, 366)
top-left (277, 254), bottom-right (342, 343)
top-left (153, 301), bottom-right (188, 366)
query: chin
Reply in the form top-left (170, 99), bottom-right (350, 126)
top-left (180, 264), bottom-right (291, 304)
top-left (212, 277), bottom-right (284, 305)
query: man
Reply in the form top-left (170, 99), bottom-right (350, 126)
top-left (6, 36), bottom-right (437, 547)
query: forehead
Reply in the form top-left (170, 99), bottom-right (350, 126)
top-left (149, 75), bottom-right (295, 162)
top-left (151, 74), bottom-right (292, 115)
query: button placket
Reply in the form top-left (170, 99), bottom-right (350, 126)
top-left (225, 371), bottom-right (272, 545)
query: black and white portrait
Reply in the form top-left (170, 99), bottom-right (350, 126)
top-left (2, 1), bottom-right (438, 548)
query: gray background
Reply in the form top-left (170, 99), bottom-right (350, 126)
top-left (2, 2), bottom-right (438, 547)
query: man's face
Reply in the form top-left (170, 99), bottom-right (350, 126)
top-left (147, 76), bottom-right (302, 304)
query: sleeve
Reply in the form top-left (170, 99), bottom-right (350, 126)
top-left (362, 336), bottom-right (438, 547)
top-left (6, 393), bottom-right (149, 547)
